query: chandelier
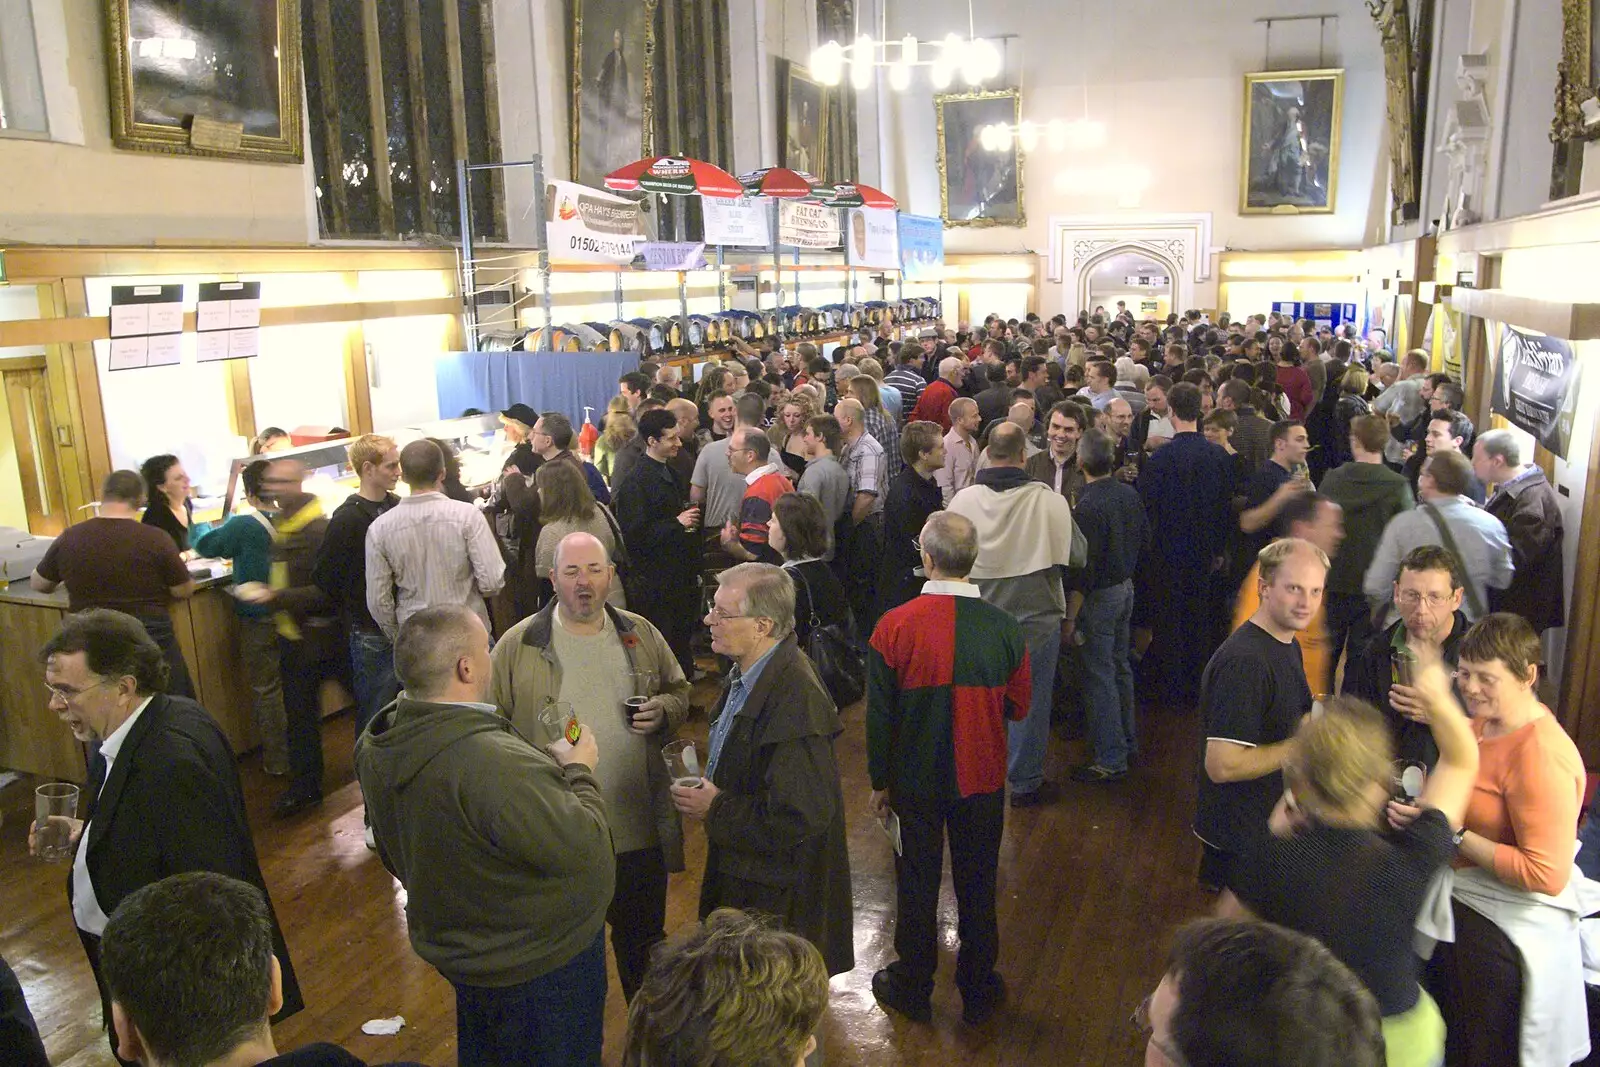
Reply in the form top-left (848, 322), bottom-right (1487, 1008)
top-left (809, 33), bottom-right (1002, 92)
top-left (979, 118), bottom-right (1107, 154)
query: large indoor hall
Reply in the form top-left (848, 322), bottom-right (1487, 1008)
top-left (3, 1), bottom-right (1600, 1066)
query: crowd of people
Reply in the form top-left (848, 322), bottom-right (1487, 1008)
top-left (10, 303), bottom-right (1595, 1067)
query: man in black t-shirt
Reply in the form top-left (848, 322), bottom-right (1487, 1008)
top-left (1195, 537), bottom-right (1327, 891)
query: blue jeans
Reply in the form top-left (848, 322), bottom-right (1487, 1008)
top-left (453, 930), bottom-right (606, 1067)
top-left (348, 629), bottom-right (401, 747)
top-left (1008, 616), bottom-right (1062, 793)
top-left (1080, 580), bottom-right (1136, 772)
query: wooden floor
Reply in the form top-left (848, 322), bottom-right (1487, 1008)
top-left (2, 681), bottom-right (1214, 1067)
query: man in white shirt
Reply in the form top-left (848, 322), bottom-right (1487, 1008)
top-left (31, 610), bottom-right (301, 1064)
top-left (367, 440), bottom-right (506, 641)
top-left (936, 397), bottom-right (982, 504)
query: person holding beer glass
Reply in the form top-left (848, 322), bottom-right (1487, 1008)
top-left (489, 532), bottom-right (690, 1003)
top-left (1343, 545), bottom-right (1469, 767)
top-left (1218, 646), bottom-right (1478, 1067)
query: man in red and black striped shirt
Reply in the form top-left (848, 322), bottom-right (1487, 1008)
top-left (717, 428), bottom-right (795, 566)
top-left (866, 511), bottom-right (1030, 1026)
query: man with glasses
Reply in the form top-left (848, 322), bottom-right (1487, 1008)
top-left (716, 428), bottom-right (795, 565)
top-left (1343, 545), bottom-right (1469, 767)
top-left (28, 609), bottom-right (301, 1065)
top-left (669, 563), bottom-right (854, 981)
top-left (1134, 917), bottom-right (1384, 1067)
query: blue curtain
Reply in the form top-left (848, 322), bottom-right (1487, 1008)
top-left (435, 351), bottom-right (642, 428)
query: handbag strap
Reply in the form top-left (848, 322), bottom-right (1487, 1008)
top-left (599, 503), bottom-right (631, 570)
top-left (786, 562), bottom-right (826, 629)
top-left (1420, 502), bottom-right (1486, 617)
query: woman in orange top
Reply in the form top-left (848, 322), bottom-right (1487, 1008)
top-left (1394, 613), bottom-right (1586, 1067)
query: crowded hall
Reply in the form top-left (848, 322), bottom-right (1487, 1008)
top-left (6, 1), bottom-right (1600, 1065)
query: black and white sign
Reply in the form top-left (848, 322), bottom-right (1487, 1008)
top-left (1492, 325), bottom-right (1583, 460)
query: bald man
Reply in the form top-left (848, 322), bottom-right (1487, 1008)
top-left (936, 397), bottom-right (982, 503)
top-left (489, 534), bottom-right (690, 1003)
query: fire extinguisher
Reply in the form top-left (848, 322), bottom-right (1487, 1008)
top-left (578, 406), bottom-right (599, 461)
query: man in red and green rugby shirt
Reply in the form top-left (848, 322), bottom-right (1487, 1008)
top-left (866, 511), bottom-right (1031, 1027)
top-left (717, 427), bottom-right (795, 565)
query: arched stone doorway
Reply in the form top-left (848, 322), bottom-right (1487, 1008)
top-left (1076, 244), bottom-right (1182, 322)
top-left (1043, 212), bottom-right (1213, 319)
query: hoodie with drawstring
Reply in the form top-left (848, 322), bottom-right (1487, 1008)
top-left (354, 695), bottom-right (614, 988)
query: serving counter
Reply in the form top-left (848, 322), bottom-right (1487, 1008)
top-left (0, 574), bottom-right (259, 781)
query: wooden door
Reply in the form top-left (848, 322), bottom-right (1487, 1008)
top-left (3, 367), bottom-right (69, 535)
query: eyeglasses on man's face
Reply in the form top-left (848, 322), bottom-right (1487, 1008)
top-left (44, 677), bottom-right (115, 706)
top-left (1131, 991), bottom-right (1188, 1066)
top-left (1396, 590), bottom-right (1453, 609)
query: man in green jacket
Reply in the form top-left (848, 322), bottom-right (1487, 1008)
top-left (490, 532), bottom-right (689, 1003)
top-left (1319, 414), bottom-right (1414, 688)
top-left (356, 605), bottom-right (613, 1067)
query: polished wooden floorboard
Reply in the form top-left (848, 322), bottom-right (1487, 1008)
top-left (1, 685), bottom-right (1212, 1067)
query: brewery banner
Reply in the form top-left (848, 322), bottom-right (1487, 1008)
top-left (845, 207), bottom-right (899, 269)
top-left (897, 213), bottom-right (944, 280)
top-left (545, 180), bottom-right (643, 265)
top-left (640, 242), bottom-right (708, 271)
top-left (702, 196), bottom-right (773, 247)
top-left (778, 200), bottom-right (840, 249)
top-left (1491, 324), bottom-right (1583, 460)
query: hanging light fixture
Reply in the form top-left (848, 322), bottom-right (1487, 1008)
top-left (808, 0), bottom-right (998, 93)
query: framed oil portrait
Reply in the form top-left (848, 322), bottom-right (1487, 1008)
top-left (105, 0), bottom-right (303, 162)
top-left (571, 0), bottom-right (657, 189)
top-left (1240, 69), bottom-right (1343, 215)
top-left (936, 89), bottom-right (1024, 227)
top-left (780, 59), bottom-right (826, 177)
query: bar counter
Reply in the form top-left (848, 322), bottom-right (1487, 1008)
top-left (0, 573), bottom-right (260, 781)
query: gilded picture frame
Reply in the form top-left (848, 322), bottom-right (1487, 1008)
top-left (570, 0), bottom-right (658, 188)
top-left (1554, 0), bottom-right (1599, 144)
top-left (780, 59), bottom-right (827, 178)
top-left (104, 0), bottom-right (304, 163)
top-left (1239, 69), bottom-right (1344, 215)
top-left (936, 89), bottom-right (1025, 228)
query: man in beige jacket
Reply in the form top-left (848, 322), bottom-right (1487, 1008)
top-left (489, 532), bottom-right (691, 1002)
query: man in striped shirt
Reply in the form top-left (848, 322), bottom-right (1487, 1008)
top-left (883, 345), bottom-right (928, 418)
top-left (366, 440), bottom-right (506, 642)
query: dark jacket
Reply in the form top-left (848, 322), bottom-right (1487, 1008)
top-left (1025, 449), bottom-right (1086, 508)
top-left (312, 491), bottom-right (399, 633)
top-left (876, 468), bottom-right (944, 616)
top-left (1137, 432), bottom-right (1237, 576)
top-left (1341, 613), bottom-right (1467, 767)
top-left (1486, 468), bottom-right (1566, 632)
top-left (701, 637), bottom-right (854, 976)
top-left (269, 493), bottom-right (338, 654)
top-left (0, 956), bottom-right (48, 1067)
top-left (259, 1044), bottom-right (426, 1066)
top-left (613, 455), bottom-right (700, 598)
top-left (1318, 461), bottom-right (1414, 596)
top-left (787, 559), bottom-right (854, 647)
top-left (356, 695), bottom-right (614, 987)
top-left (1230, 406), bottom-right (1275, 473)
top-left (72, 694), bottom-right (302, 1019)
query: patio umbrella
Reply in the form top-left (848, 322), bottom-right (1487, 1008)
top-left (820, 181), bottom-right (897, 209)
top-left (738, 167), bottom-right (834, 200)
top-left (604, 156), bottom-right (743, 199)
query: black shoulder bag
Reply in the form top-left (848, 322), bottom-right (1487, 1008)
top-left (788, 564), bottom-right (865, 707)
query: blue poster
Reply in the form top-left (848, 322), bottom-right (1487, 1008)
top-left (898, 214), bottom-right (944, 281)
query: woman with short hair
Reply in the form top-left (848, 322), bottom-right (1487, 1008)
top-left (1411, 613), bottom-right (1589, 1067)
top-left (1222, 652), bottom-right (1478, 1067)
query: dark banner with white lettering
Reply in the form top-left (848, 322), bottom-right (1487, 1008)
top-left (1491, 325), bottom-right (1582, 459)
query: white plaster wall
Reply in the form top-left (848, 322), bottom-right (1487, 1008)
top-left (869, 0), bottom-right (1388, 262)
top-left (1494, 0), bottom-right (1562, 219)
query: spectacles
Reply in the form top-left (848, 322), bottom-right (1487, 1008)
top-left (1132, 993), bottom-right (1189, 1066)
top-left (912, 537), bottom-right (923, 553)
top-left (1396, 591), bottom-right (1453, 608)
top-left (44, 678), bottom-right (114, 704)
top-left (706, 606), bottom-right (755, 624)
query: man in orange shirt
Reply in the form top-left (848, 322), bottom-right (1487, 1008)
top-left (1232, 492), bottom-right (1345, 692)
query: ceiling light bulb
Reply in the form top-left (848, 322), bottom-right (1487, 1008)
top-left (979, 125), bottom-right (997, 151)
top-left (850, 34), bottom-right (875, 89)
top-left (901, 35), bottom-right (919, 66)
top-left (942, 33), bottom-right (966, 69)
top-left (929, 59), bottom-right (953, 89)
top-left (995, 125), bottom-right (1014, 151)
top-left (1018, 121), bottom-right (1039, 153)
top-left (809, 41), bottom-right (844, 86)
top-left (888, 60), bottom-right (911, 92)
